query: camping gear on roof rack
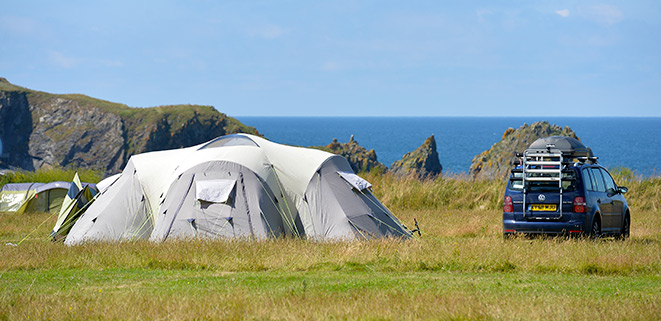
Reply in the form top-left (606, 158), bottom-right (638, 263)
top-left (523, 136), bottom-right (596, 162)
top-left (514, 136), bottom-right (595, 220)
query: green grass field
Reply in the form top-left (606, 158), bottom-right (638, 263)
top-left (1, 173), bottom-right (660, 320)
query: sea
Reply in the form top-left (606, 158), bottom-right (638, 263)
top-left (237, 117), bottom-right (661, 177)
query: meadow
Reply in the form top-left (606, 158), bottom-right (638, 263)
top-left (1, 170), bottom-right (660, 320)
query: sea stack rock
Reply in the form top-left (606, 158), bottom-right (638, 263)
top-left (390, 135), bottom-right (442, 179)
top-left (469, 121), bottom-right (579, 180)
top-left (312, 136), bottom-right (387, 173)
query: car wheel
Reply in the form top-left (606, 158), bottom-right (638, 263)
top-left (618, 215), bottom-right (630, 240)
top-left (590, 216), bottom-right (601, 239)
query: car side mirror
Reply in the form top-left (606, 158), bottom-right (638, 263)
top-left (618, 186), bottom-right (628, 194)
top-left (606, 188), bottom-right (617, 197)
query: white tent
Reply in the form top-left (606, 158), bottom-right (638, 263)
top-left (65, 134), bottom-right (410, 244)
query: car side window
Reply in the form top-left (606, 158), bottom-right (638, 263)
top-left (589, 168), bottom-right (606, 192)
top-left (600, 168), bottom-right (617, 193)
top-left (509, 171), bottom-right (523, 190)
top-left (582, 168), bottom-right (594, 191)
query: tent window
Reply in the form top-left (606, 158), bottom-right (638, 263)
top-left (337, 172), bottom-right (372, 191)
top-left (196, 179), bottom-right (236, 203)
top-left (198, 135), bottom-right (258, 149)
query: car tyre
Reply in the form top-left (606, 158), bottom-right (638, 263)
top-left (590, 216), bottom-right (601, 239)
top-left (617, 215), bottom-right (630, 240)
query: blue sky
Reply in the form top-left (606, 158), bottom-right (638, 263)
top-left (1, 1), bottom-right (660, 116)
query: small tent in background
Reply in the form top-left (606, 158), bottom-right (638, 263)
top-left (0, 182), bottom-right (69, 214)
top-left (65, 134), bottom-right (411, 244)
top-left (0, 181), bottom-right (98, 215)
top-left (0, 183), bottom-right (35, 212)
top-left (50, 173), bottom-right (99, 241)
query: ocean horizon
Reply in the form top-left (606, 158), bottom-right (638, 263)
top-left (237, 116), bottom-right (661, 177)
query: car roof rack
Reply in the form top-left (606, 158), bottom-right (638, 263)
top-left (515, 136), bottom-right (597, 220)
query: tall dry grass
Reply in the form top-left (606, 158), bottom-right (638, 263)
top-left (362, 171), bottom-right (505, 211)
top-left (2, 207), bottom-right (660, 276)
top-left (609, 168), bottom-right (661, 211)
top-left (1, 169), bottom-right (660, 276)
top-left (1, 170), bottom-right (660, 320)
top-left (0, 167), bottom-right (103, 186)
top-left (361, 168), bottom-right (661, 212)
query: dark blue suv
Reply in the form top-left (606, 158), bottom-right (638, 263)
top-left (503, 136), bottom-right (630, 238)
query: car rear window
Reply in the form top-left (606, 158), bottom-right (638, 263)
top-left (508, 170), bottom-right (578, 192)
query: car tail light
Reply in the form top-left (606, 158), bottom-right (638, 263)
top-left (504, 196), bottom-right (513, 213)
top-left (573, 197), bottom-right (586, 213)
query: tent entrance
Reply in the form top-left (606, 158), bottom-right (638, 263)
top-left (150, 161), bottom-right (286, 242)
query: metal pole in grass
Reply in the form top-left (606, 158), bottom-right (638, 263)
top-left (410, 218), bottom-right (422, 236)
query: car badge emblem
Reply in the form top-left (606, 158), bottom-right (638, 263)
top-left (538, 194), bottom-right (546, 202)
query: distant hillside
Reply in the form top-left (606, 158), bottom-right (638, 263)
top-left (0, 78), bottom-right (258, 173)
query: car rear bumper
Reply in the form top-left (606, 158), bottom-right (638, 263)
top-left (503, 215), bottom-right (588, 235)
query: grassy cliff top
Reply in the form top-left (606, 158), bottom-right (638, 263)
top-left (0, 77), bottom-right (257, 137)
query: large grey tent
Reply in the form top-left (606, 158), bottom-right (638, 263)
top-left (65, 134), bottom-right (410, 244)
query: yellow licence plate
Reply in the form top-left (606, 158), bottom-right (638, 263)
top-left (530, 204), bottom-right (557, 211)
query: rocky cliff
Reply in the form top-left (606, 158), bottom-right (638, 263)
top-left (469, 121), bottom-right (579, 180)
top-left (312, 135), bottom-right (387, 173)
top-left (390, 135), bottom-right (442, 179)
top-left (0, 78), bottom-right (258, 173)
